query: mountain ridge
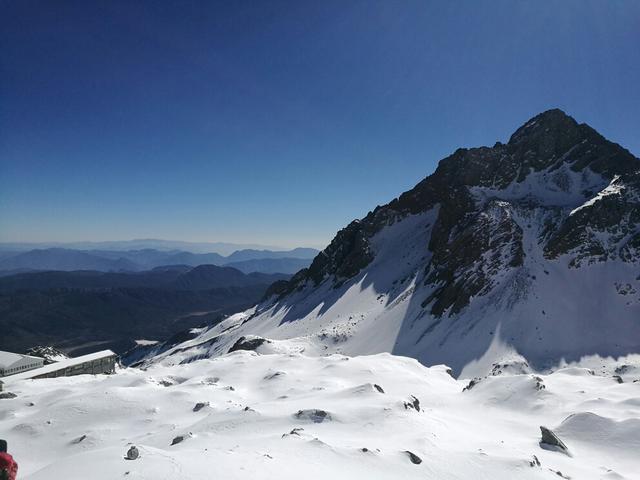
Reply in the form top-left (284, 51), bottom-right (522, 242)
top-left (0, 246), bottom-right (319, 274)
top-left (140, 109), bottom-right (640, 377)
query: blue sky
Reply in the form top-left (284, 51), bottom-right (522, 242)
top-left (1, 1), bottom-right (639, 249)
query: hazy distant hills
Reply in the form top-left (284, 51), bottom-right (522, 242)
top-left (0, 246), bottom-right (319, 274)
top-left (0, 239), bottom-right (289, 255)
top-left (225, 257), bottom-right (312, 274)
top-left (0, 264), bottom-right (290, 355)
top-left (0, 265), bottom-right (288, 292)
top-left (224, 247), bottom-right (319, 262)
top-left (0, 242), bottom-right (318, 354)
top-left (0, 248), bottom-right (141, 273)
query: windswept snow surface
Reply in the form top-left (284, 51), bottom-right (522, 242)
top-left (1, 351), bottom-right (639, 479)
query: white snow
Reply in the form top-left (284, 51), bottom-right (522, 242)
top-left (1, 350), bottom-right (639, 479)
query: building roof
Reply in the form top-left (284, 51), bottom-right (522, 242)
top-left (3, 349), bottom-right (117, 383)
top-left (0, 351), bottom-right (43, 369)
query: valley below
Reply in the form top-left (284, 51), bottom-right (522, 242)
top-left (0, 265), bottom-right (291, 355)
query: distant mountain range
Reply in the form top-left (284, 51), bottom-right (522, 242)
top-left (0, 264), bottom-right (290, 355)
top-left (0, 247), bottom-right (319, 275)
top-left (0, 239), bottom-right (290, 255)
top-left (0, 264), bottom-right (288, 292)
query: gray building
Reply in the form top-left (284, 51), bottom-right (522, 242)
top-left (0, 351), bottom-right (45, 377)
top-left (1, 350), bottom-right (118, 386)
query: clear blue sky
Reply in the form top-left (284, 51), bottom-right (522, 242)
top-left (1, 1), bottom-right (639, 249)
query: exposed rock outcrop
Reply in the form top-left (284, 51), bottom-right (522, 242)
top-left (539, 426), bottom-right (569, 454)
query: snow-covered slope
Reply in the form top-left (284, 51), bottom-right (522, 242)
top-left (2, 350), bottom-right (639, 479)
top-left (140, 109), bottom-right (640, 377)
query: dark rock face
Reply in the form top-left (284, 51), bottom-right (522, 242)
top-left (305, 220), bottom-right (375, 286)
top-left (274, 109), bottom-right (639, 317)
top-left (546, 171), bottom-right (640, 266)
top-left (263, 279), bottom-right (292, 299)
top-left (227, 336), bottom-right (268, 353)
top-left (539, 426), bottom-right (569, 454)
top-left (423, 199), bottom-right (524, 316)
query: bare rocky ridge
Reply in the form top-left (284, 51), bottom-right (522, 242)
top-left (277, 109), bottom-right (640, 316)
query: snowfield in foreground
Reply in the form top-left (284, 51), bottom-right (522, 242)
top-left (1, 351), bottom-right (639, 479)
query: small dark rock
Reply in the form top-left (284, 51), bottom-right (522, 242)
top-left (72, 434), bottom-right (87, 444)
top-left (171, 435), bottom-right (186, 446)
top-left (373, 384), bottom-right (385, 393)
top-left (463, 378), bottom-right (480, 392)
top-left (613, 375), bottom-right (623, 384)
top-left (529, 455), bottom-right (541, 467)
top-left (615, 365), bottom-right (630, 375)
top-left (403, 395), bottom-right (420, 412)
top-left (282, 427), bottom-right (304, 438)
top-left (0, 392), bottom-right (17, 400)
top-left (404, 450), bottom-right (422, 464)
top-left (125, 446), bottom-right (139, 460)
top-left (193, 402), bottom-right (209, 412)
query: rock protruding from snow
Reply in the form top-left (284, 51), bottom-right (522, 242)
top-left (403, 395), bottom-right (421, 412)
top-left (25, 346), bottom-right (68, 364)
top-left (294, 409), bottom-right (332, 423)
top-left (125, 446), bottom-right (139, 460)
top-left (404, 450), bottom-right (423, 464)
top-left (228, 335), bottom-right (269, 353)
top-left (540, 426), bottom-right (569, 455)
top-left (171, 434), bottom-right (189, 446)
top-left (192, 402), bottom-right (209, 412)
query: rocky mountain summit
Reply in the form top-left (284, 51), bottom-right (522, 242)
top-left (285, 109), bottom-right (639, 312)
top-left (142, 110), bottom-right (640, 376)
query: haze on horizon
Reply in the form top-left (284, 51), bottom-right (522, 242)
top-left (1, 1), bottom-right (639, 249)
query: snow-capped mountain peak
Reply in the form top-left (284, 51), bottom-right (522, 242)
top-left (141, 110), bottom-right (640, 377)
